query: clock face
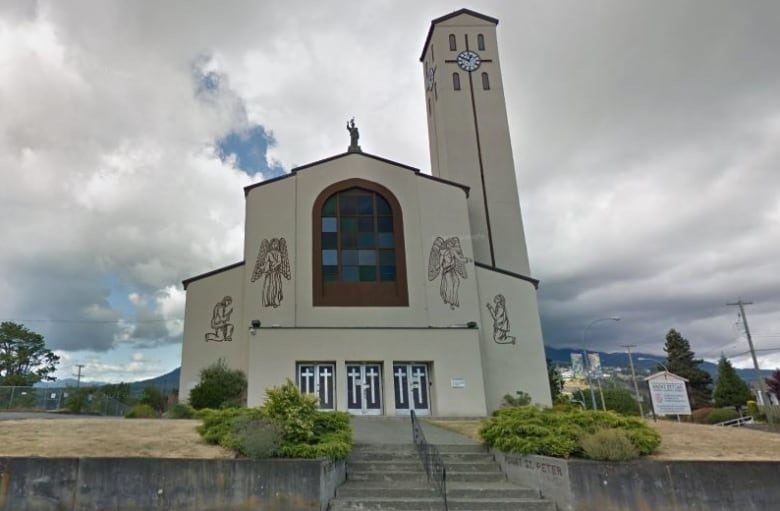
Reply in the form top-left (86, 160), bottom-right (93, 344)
top-left (457, 50), bottom-right (481, 72)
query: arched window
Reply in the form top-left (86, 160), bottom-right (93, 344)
top-left (452, 72), bottom-right (461, 91)
top-left (477, 34), bottom-right (485, 51)
top-left (312, 179), bottom-right (408, 306)
top-left (449, 34), bottom-right (457, 51)
top-left (481, 72), bottom-right (490, 90)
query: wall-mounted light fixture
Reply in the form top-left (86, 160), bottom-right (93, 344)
top-left (446, 322), bottom-right (479, 328)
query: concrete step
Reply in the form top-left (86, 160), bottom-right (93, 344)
top-left (329, 496), bottom-right (555, 510)
top-left (348, 461), bottom-right (501, 473)
top-left (447, 482), bottom-right (540, 500)
top-left (352, 443), bottom-right (486, 454)
top-left (350, 450), bottom-right (492, 463)
top-left (348, 470), bottom-right (506, 483)
top-left (337, 482), bottom-right (437, 498)
top-left (337, 481), bottom-right (540, 500)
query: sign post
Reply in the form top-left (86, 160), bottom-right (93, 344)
top-left (645, 371), bottom-right (691, 421)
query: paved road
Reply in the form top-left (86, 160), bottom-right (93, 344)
top-left (351, 416), bottom-right (479, 445)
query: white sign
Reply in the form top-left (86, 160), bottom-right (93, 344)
top-left (647, 373), bottom-right (691, 416)
top-left (450, 377), bottom-right (465, 389)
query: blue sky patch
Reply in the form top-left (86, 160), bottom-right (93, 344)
top-left (217, 125), bottom-right (285, 178)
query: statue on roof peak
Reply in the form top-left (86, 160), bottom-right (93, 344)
top-left (347, 117), bottom-right (361, 153)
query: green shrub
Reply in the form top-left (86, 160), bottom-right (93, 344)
top-left (501, 391), bottom-right (532, 407)
top-left (189, 359), bottom-right (247, 410)
top-left (125, 403), bottom-right (158, 418)
top-left (261, 380), bottom-right (319, 444)
top-left (704, 408), bottom-right (741, 424)
top-left (139, 386), bottom-right (167, 414)
top-left (64, 388), bottom-right (93, 414)
top-left (195, 382), bottom-right (352, 460)
top-left (164, 403), bottom-right (195, 419)
top-left (691, 406), bottom-right (714, 423)
top-left (479, 406), bottom-right (660, 459)
top-left (229, 416), bottom-right (283, 459)
top-left (572, 387), bottom-right (641, 416)
top-left (580, 428), bottom-right (639, 461)
top-left (197, 407), bottom-right (264, 445)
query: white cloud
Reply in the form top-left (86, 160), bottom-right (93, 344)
top-left (2, 1), bottom-right (780, 378)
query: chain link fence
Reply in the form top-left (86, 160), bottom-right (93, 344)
top-left (0, 386), bottom-right (130, 417)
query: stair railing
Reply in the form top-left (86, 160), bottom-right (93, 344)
top-left (410, 410), bottom-right (448, 510)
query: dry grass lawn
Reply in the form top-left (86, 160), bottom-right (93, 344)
top-left (429, 419), bottom-right (780, 461)
top-left (3, 416), bottom-right (780, 460)
top-left (0, 418), bottom-right (233, 458)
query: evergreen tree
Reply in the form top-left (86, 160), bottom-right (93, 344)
top-left (0, 322), bottom-right (60, 386)
top-left (662, 329), bottom-right (713, 409)
top-left (189, 358), bottom-right (247, 410)
top-left (713, 356), bottom-right (753, 410)
top-left (547, 358), bottom-right (564, 403)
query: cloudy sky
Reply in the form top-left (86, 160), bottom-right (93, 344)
top-left (2, 0), bottom-right (779, 383)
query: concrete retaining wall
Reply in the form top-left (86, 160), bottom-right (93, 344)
top-left (0, 457), bottom-right (345, 511)
top-left (493, 450), bottom-right (780, 511)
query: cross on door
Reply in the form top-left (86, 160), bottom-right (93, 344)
top-left (394, 366), bottom-right (407, 405)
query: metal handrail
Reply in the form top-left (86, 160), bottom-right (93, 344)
top-left (410, 410), bottom-right (447, 510)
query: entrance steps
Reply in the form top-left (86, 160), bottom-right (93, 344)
top-left (330, 444), bottom-right (554, 511)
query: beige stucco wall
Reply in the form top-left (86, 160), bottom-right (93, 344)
top-left (291, 154), bottom-right (476, 328)
top-left (476, 266), bottom-right (552, 412)
top-left (415, 176), bottom-right (481, 327)
top-left (246, 327), bottom-right (487, 417)
top-left (178, 264), bottom-right (247, 403)
top-left (244, 177), bottom-right (296, 328)
top-left (422, 13), bottom-right (531, 276)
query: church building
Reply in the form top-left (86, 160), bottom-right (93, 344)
top-left (179, 9), bottom-right (552, 416)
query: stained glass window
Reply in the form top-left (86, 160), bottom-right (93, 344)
top-left (320, 187), bottom-right (396, 283)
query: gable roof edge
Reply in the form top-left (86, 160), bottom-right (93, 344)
top-left (182, 261), bottom-right (245, 290)
top-left (420, 8), bottom-right (499, 61)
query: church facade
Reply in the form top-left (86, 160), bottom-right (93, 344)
top-left (179, 9), bottom-right (551, 416)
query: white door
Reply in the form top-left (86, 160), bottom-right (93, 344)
top-left (393, 363), bottom-right (430, 416)
top-left (346, 363), bottom-right (383, 415)
top-left (297, 363), bottom-right (335, 410)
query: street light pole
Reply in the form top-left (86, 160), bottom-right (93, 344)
top-left (582, 317), bottom-right (621, 410)
top-left (622, 344), bottom-right (644, 417)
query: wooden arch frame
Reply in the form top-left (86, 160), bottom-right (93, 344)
top-left (312, 178), bottom-right (409, 306)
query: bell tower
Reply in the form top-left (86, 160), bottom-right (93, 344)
top-left (421, 9), bottom-right (531, 277)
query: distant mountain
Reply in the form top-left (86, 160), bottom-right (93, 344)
top-left (545, 346), bottom-right (774, 382)
top-left (37, 378), bottom-right (108, 388)
top-left (36, 368), bottom-right (180, 395)
top-left (127, 367), bottom-right (181, 395)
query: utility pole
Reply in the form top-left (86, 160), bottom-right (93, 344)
top-left (75, 364), bottom-right (85, 389)
top-left (622, 344), bottom-right (644, 418)
top-left (727, 300), bottom-right (773, 424)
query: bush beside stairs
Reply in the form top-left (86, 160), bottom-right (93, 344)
top-left (329, 443), bottom-right (554, 510)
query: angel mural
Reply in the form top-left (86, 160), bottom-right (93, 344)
top-left (428, 236), bottom-right (472, 309)
top-left (205, 296), bottom-right (234, 342)
top-left (487, 294), bottom-right (516, 344)
top-left (251, 237), bottom-right (291, 308)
